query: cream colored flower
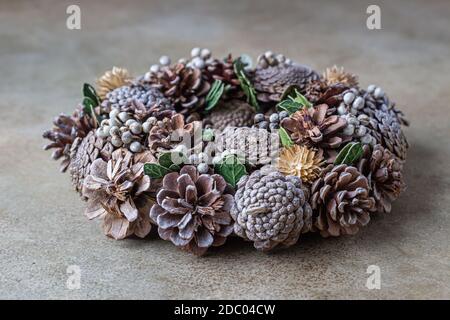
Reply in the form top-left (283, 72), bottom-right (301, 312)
top-left (278, 145), bottom-right (325, 184)
top-left (323, 65), bottom-right (358, 87)
top-left (96, 67), bottom-right (132, 100)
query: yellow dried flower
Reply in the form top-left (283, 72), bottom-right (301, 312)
top-left (278, 145), bottom-right (325, 184)
top-left (323, 65), bottom-right (358, 87)
top-left (96, 67), bottom-right (132, 100)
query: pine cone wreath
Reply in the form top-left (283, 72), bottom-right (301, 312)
top-left (215, 127), bottom-right (279, 166)
top-left (96, 67), bottom-right (132, 101)
top-left (357, 144), bottom-right (406, 213)
top-left (252, 64), bottom-right (320, 104)
top-left (323, 65), bottom-right (358, 87)
top-left (311, 164), bottom-right (375, 237)
top-left (69, 131), bottom-right (114, 195)
top-left (150, 165), bottom-right (235, 255)
top-left (231, 165), bottom-right (312, 251)
top-left (280, 104), bottom-right (350, 157)
top-left (82, 148), bottom-right (156, 240)
top-left (43, 106), bottom-right (100, 172)
top-left (277, 145), bottom-right (325, 184)
top-left (144, 63), bottom-right (211, 115)
top-left (204, 100), bottom-right (255, 131)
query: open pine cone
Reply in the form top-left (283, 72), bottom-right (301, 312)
top-left (96, 67), bottom-right (132, 100)
top-left (323, 66), bottom-right (358, 87)
top-left (82, 148), bottom-right (157, 240)
top-left (146, 63), bottom-right (211, 115)
top-left (150, 165), bottom-right (235, 256)
top-left (357, 144), bottom-right (406, 213)
top-left (231, 165), bottom-right (312, 251)
top-left (281, 104), bottom-right (350, 158)
top-left (311, 164), bottom-right (375, 237)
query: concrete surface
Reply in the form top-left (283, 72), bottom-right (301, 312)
top-left (0, 0), bottom-right (449, 299)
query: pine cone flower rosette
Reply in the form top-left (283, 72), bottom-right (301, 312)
top-left (231, 165), bottom-right (312, 251)
top-left (357, 144), bottom-right (406, 213)
top-left (150, 165), bottom-right (235, 256)
top-left (96, 67), bottom-right (132, 100)
top-left (311, 164), bottom-right (376, 237)
top-left (277, 145), bottom-right (324, 184)
top-left (281, 104), bottom-right (350, 158)
top-left (82, 149), bottom-right (156, 240)
top-left (323, 65), bottom-right (358, 88)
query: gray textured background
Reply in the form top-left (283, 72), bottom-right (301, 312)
top-left (0, 0), bottom-right (449, 299)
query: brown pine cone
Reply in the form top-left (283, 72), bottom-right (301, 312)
top-left (82, 148), bottom-right (157, 240)
top-left (280, 104), bottom-right (350, 157)
top-left (43, 106), bottom-right (101, 172)
top-left (203, 100), bottom-right (255, 131)
top-left (357, 144), bottom-right (406, 213)
top-left (304, 79), bottom-right (349, 108)
top-left (147, 113), bottom-right (202, 156)
top-left (145, 63), bottom-right (211, 115)
top-left (311, 164), bottom-right (375, 237)
top-left (69, 131), bottom-right (114, 195)
top-left (150, 165), bottom-right (235, 255)
top-left (231, 165), bottom-right (312, 251)
top-left (251, 64), bottom-right (320, 104)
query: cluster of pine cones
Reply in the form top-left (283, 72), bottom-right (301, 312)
top-left (43, 48), bottom-right (408, 255)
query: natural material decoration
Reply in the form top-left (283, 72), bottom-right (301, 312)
top-left (43, 48), bottom-right (409, 255)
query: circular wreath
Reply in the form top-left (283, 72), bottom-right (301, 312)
top-left (43, 48), bottom-right (408, 255)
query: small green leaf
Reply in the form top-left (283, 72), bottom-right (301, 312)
top-left (143, 163), bottom-right (171, 179)
top-left (276, 99), bottom-right (302, 115)
top-left (202, 128), bottom-right (215, 142)
top-left (158, 151), bottom-right (187, 168)
top-left (292, 89), bottom-right (312, 108)
top-left (205, 80), bottom-right (225, 111)
top-left (83, 83), bottom-right (99, 106)
top-left (233, 58), bottom-right (260, 111)
top-left (334, 142), bottom-right (364, 166)
top-left (279, 127), bottom-right (294, 148)
top-left (214, 155), bottom-right (247, 188)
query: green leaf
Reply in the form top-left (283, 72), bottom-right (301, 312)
top-left (334, 142), bottom-right (364, 166)
top-left (279, 127), bottom-right (294, 148)
top-left (202, 128), bottom-right (215, 142)
top-left (276, 88), bottom-right (312, 115)
top-left (292, 89), bottom-right (312, 108)
top-left (158, 151), bottom-right (187, 168)
top-left (276, 99), bottom-right (302, 115)
top-left (82, 97), bottom-right (101, 126)
top-left (83, 83), bottom-right (99, 106)
top-left (233, 58), bottom-right (260, 111)
top-left (205, 80), bottom-right (225, 111)
top-left (214, 155), bottom-right (247, 188)
top-left (143, 163), bottom-right (172, 179)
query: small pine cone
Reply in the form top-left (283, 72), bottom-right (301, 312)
top-left (83, 148), bottom-right (156, 240)
top-left (215, 127), bottom-right (279, 166)
top-left (323, 65), bottom-right (358, 87)
top-left (277, 145), bottom-right (325, 184)
top-left (96, 67), bottom-right (132, 100)
top-left (69, 131), bottom-right (114, 195)
top-left (251, 64), bottom-right (320, 103)
top-left (150, 165), bottom-right (235, 256)
top-left (304, 79), bottom-right (349, 108)
top-left (147, 113), bottom-right (202, 156)
top-left (100, 84), bottom-right (172, 113)
top-left (357, 144), bottom-right (406, 213)
top-left (280, 104), bottom-right (351, 156)
top-left (204, 100), bottom-right (255, 131)
top-left (203, 54), bottom-right (244, 100)
top-left (311, 164), bottom-right (376, 237)
top-left (231, 165), bottom-right (312, 251)
top-left (145, 63), bottom-right (211, 114)
top-left (43, 106), bottom-right (99, 172)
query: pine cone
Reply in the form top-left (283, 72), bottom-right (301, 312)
top-left (100, 84), bottom-right (172, 114)
top-left (82, 148), bottom-right (156, 240)
top-left (150, 165), bottom-right (235, 255)
top-left (203, 54), bottom-right (243, 99)
top-left (231, 165), bottom-right (312, 251)
top-left (148, 113), bottom-right (202, 156)
top-left (323, 65), bottom-right (358, 87)
top-left (251, 64), bottom-right (320, 104)
top-left (43, 106), bottom-right (99, 172)
top-left (215, 127), bottom-right (279, 166)
top-left (145, 63), bottom-right (211, 114)
top-left (277, 145), bottom-right (325, 184)
top-left (204, 100), bottom-right (255, 131)
top-left (280, 104), bottom-right (350, 155)
top-left (96, 67), bottom-right (132, 101)
top-left (357, 145), bottom-right (406, 213)
top-left (304, 80), bottom-right (349, 107)
top-left (311, 164), bottom-right (375, 237)
top-left (69, 131), bottom-right (114, 195)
